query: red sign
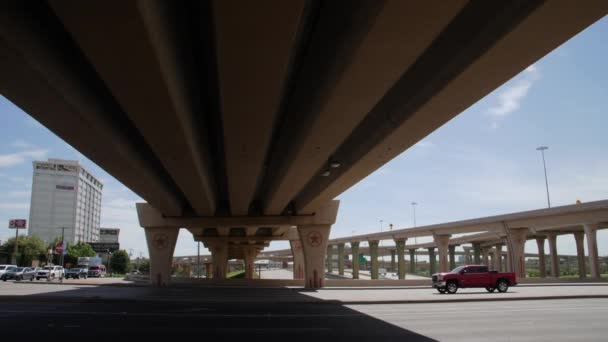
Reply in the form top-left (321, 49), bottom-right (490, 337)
top-left (56, 185), bottom-right (75, 190)
top-left (8, 219), bottom-right (26, 229)
top-left (55, 241), bottom-right (67, 255)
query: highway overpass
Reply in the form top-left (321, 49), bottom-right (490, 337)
top-left (0, 1), bottom-right (606, 287)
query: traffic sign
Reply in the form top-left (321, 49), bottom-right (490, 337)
top-left (54, 241), bottom-right (67, 255)
top-left (8, 219), bottom-right (26, 229)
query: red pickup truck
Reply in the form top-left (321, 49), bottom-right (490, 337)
top-left (432, 265), bottom-right (517, 294)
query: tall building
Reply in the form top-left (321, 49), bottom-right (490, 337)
top-left (28, 159), bottom-right (103, 244)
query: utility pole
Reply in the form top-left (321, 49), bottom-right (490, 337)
top-left (536, 146), bottom-right (551, 208)
top-left (12, 228), bottom-right (19, 265)
top-left (59, 226), bottom-right (66, 267)
top-left (197, 241), bottom-right (201, 278)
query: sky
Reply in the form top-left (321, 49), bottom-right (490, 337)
top-left (1, 17), bottom-right (607, 259)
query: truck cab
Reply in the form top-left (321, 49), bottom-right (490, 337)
top-left (432, 265), bottom-right (517, 294)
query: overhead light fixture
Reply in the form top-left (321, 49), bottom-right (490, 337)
top-left (329, 161), bottom-right (341, 168)
top-left (321, 169), bottom-right (331, 177)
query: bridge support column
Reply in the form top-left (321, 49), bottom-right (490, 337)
top-left (289, 240), bottom-right (305, 280)
top-left (337, 243), bottom-right (345, 276)
top-left (535, 237), bottom-right (546, 278)
top-left (573, 231), bottom-right (586, 278)
top-left (298, 225), bottom-right (331, 289)
top-left (463, 246), bottom-right (472, 264)
top-left (390, 249), bottom-right (396, 273)
top-left (427, 247), bottom-right (436, 276)
top-left (481, 248), bottom-right (490, 267)
top-left (369, 240), bottom-right (379, 279)
top-left (144, 227), bottom-right (179, 287)
top-left (434, 234), bottom-right (451, 273)
top-left (326, 245), bottom-right (333, 273)
top-left (243, 246), bottom-right (259, 280)
top-left (584, 224), bottom-right (600, 279)
top-left (395, 239), bottom-right (406, 279)
top-left (351, 242), bottom-right (360, 279)
top-left (409, 248), bottom-right (416, 275)
top-left (509, 228), bottom-right (528, 279)
top-left (473, 243), bottom-right (481, 264)
top-left (546, 232), bottom-right (559, 278)
top-left (448, 245), bottom-right (457, 270)
top-left (209, 242), bottom-right (228, 279)
top-left (494, 244), bottom-right (502, 272)
top-left (205, 262), bottom-right (212, 278)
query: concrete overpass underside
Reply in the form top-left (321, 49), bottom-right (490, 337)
top-left (0, 1), bottom-right (606, 287)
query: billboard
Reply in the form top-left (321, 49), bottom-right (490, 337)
top-left (8, 219), bottom-right (27, 229)
top-left (89, 242), bottom-right (120, 253)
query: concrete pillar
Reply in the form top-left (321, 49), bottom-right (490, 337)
top-left (210, 243), bottom-right (228, 279)
top-left (494, 244), bottom-right (502, 272)
top-left (298, 225), bottom-right (331, 289)
top-left (504, 238), bottom-right (513, 272)
top-left (463, 246), bottom-right (472, 265)
top-left (427, 247), bottom-right (436, 275)
top-left (289, 240), bottom-right (305, 280)
top-left (351, 242), bottom-right (360, 279)
top-left (481, 248), bottom-right (490, 267)
top-left (584, 224), bottom-right (601, 279)
top-left (473, 243), bottom-right (482, 264)
top-left (433, 234), bottom-right (451, 273)
top-left (390, 249), bottom-right (396, 273)
top-left (448, 245), bottom-right (457, 270)
top-left (573, 231), bottom-right (586, 278)
top-left (243, 246), bottom-right (258, 280)
top-left (535, 237), bottom-right (546, 278)
top-left (547, 233), bottom-right (559, 278)
top-left (144, 227), bottom-right (179, 287)
top-left (326, 245), bottom-right (333, 273)
top-left (408, 248), bottom-right (416, 275)
top-left (205, 262), bottom-right (212, 278)
top-left (369, 240), bottom-right (379, 279)
top-left (337, 243), bottom-right (345, 276)
top-left (508, 228), bottom-right (528, 279)
top-left (394, 239), bottom-right (406, 279)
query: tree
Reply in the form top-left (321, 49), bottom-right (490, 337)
top-left (2, 235), bottom-right (47, 266)
top-left (139, 259), bottom-right (150, 274)
top-left (110, 250), bottom-right (130, 274)
top-left (67, 242), bottom-right (96, 258)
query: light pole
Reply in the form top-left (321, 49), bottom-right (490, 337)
top-left (411, 202), bottom-right (418, 264)
top-left (536, 146), bottom-right (551, 208)
top-left (197, 241), bottom-right (201, 278)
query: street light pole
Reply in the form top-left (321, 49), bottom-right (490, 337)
top-left (411, 202), bottom-right (418, 264)
top-left (197, 241), bottom-right (201, 278)
top-left (536, 146), bottom-right (551, 208)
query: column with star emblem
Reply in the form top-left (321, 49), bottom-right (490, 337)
top-left (144, 227), bottom-right (179, 287)
top-left (298, 225), bottom-right (331, 289)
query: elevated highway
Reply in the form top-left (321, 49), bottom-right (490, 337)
top-left (0, 1), bottom-right (605, 287)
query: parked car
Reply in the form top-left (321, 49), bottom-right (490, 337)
top-left (0, 265), bottom-right (17, 277)
top-left (21, 267), bottom-right (38, 281)
top-left (36, 266), bottom-right (65, 281)
top-left (1, 266), bottom-right (23, 281)
top-left (65, 267), bottom-right (88, 279)
top-left (87, 265), bottom-right (106, 278)
top-left (432, 265), bottom-right (517, 294)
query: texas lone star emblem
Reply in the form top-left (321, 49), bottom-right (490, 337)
top-left (307, 231), bottom-right (323, 247)
top-left (153, 233), bottom-right (169, 249)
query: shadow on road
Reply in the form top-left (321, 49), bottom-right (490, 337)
top-left (0, 284), bottom-right (437, 341)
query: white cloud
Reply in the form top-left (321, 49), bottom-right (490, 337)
top-left (487, 64), bottom-right (541, 125)
top-left (0, 149), bottom-right (48, 168)
top-left (10, 139), bottom-right (36, 149)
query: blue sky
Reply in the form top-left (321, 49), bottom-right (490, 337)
top-left (1, 17), bottom-right (607, 259)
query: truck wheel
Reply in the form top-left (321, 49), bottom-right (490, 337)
top-left (446, 281), bottom-right (458, 294)
top-left (36, 277), bottom-right (39, 281)
top-left (497, 279), bottom-right (509, 293)
top-left (437, 288), bottom-right (446, 294)
top-left (486, 287), bottom-right (496, 293)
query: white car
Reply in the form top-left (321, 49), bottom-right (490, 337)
top-left (0, 265), bottom-right (18, 277)
top-left (36, 266), bottom-right (64, 281)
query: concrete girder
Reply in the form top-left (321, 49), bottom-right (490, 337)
top-left (50, 1), bottom-right (218, 216)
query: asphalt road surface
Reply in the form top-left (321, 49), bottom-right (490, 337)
top-left (1, 293), bottom-right (607, 341)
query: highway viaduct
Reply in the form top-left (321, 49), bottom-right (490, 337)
top-left (0, 1), bottom-right (606, 287)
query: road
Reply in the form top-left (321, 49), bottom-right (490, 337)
top-left (0, 294), bottom-right (606, 341)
